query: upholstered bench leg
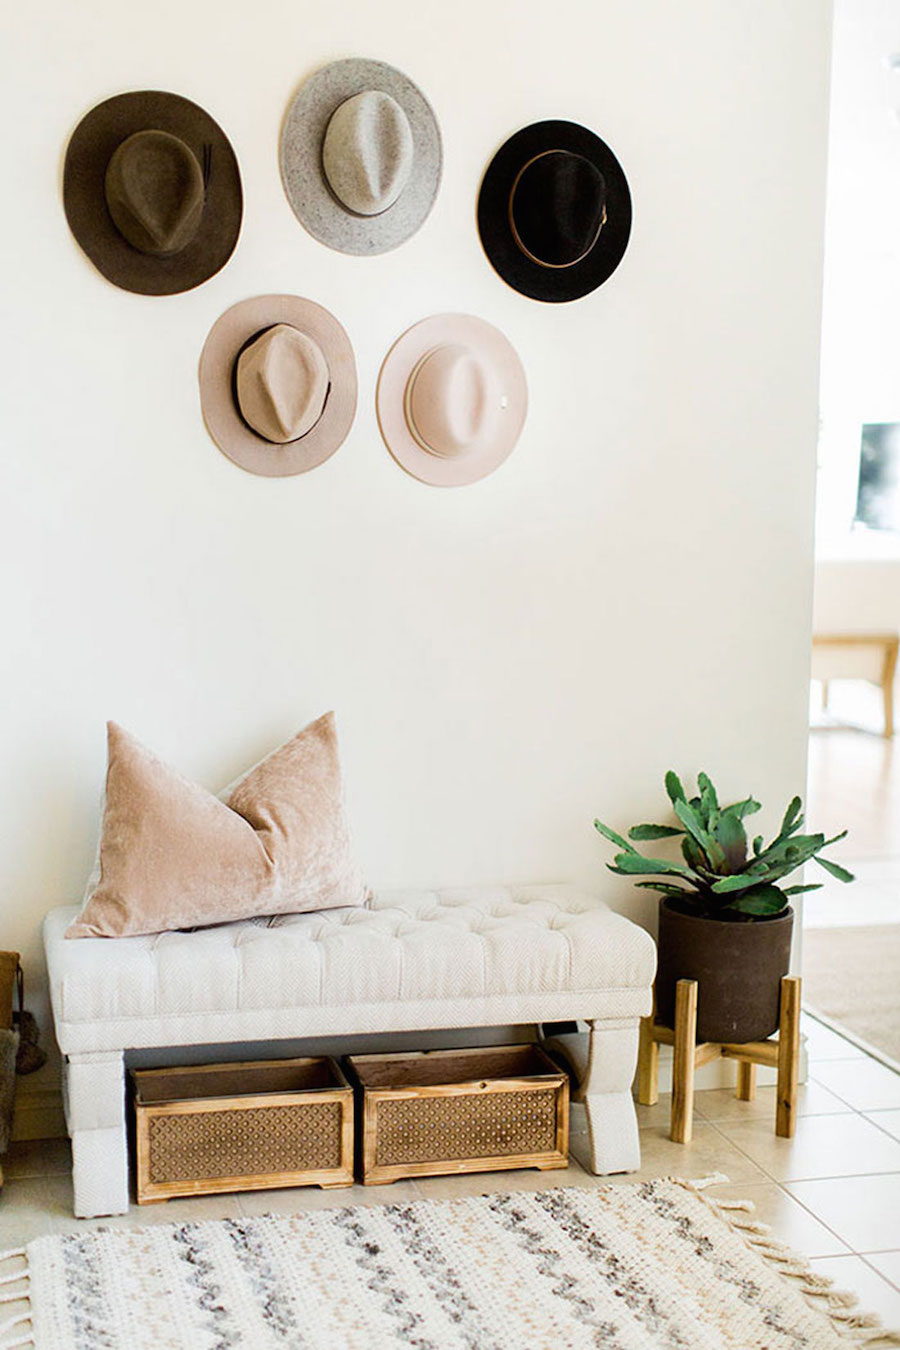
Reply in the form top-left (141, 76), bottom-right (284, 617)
top-left (65, 1051), bottom-right (129, 1218)
top-left (582, 1019), bottom-right (641, 1174)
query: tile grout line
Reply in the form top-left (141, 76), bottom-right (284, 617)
top-left (700, 1116), bottom-right (862, 1256)
top-left (857, 1254), bottom-right (900, 1297)
top-left (861, 1112), bottom-right (900, 1144)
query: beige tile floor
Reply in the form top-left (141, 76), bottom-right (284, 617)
top-left (0, 1012), bottom-right (898, 1331)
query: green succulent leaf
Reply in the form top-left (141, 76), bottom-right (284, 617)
top-left (665, 771), bottom-right (686, 805)
top-left (628, 823), bottom-right (684, 841)
top-left (813, 856), bottom-right (856, 884)
top-left (824, 830), bottom-right (849, 848)
top-left (710, 872), bottom-right (767, 896)
top-left (674, 800), bottom-right (726, 871)
top-left (729, 797), bottom-right (762, 819)
top-left (753, 835), bottom-right (764, 856)
top-left (633, 882), bottom-right (693, 897)
top-left (697, 772), bottom-right (720, 828)
top-left (782, 883), bottom-right (824, 895)
top-left (779, 796), bottom-right (804, 839)
top-left (609, 853), bottom-right (693, 878)
top-left (755, 832), bottom-right (825, 872)
top-left (681, 835), bottom-right (705, 871)
top-left (722, 884), bottom-right (789, 917)
top-left (594, 821), bottom-right (638, 854)
top-left (714, 812), bottom-right (748, 871)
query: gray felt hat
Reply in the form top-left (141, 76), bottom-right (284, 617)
top-left (280, 58), bottom-right (442, 256)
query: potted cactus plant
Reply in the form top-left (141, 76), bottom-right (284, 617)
top-left (595, 771), bottom-right (853, 1043)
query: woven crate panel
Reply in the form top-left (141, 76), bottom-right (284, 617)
top-left (375, 1089), bottom-right (559, 1166)
top-left (147, 1102), bottom-right (343, 1183)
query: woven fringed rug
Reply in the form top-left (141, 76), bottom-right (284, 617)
top-left (1, 1179), bottom-right (898, 1349)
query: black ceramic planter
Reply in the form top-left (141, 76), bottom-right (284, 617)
top-left (654, 898), bottom-right (793, 1043)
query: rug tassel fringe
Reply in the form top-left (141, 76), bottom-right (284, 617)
top-left (679, 1179), bottom-right (900, 1347)
top-left (0, 1314), bottom-right (30, 1341)
top-left (688, 1172), bottom-right (731, 1189)
top-left (0, 1249), bottom-right (32, 1350)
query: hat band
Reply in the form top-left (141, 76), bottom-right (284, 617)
top-left (507, 150), bottom-right (607, 270)
top-left (404, 351), bottom-right (447, 457)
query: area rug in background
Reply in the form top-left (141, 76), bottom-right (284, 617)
top-left (803, 925), bottom-right (900, 1063)
top-left (1, 1181), bottom-right (898, 1349)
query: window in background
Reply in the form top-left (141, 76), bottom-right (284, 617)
top-left (856, 422), bottom-right (900, 534)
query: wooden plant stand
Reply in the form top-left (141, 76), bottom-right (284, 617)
top-left (637, 975), bottom-right (801, 1143)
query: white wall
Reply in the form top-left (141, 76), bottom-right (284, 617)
top-left (814, 0), bottom-right (900, 641)
top-left (817, 0), bottom-right (900, 552)
top-left (1, 1), bottom-right (831, 1085)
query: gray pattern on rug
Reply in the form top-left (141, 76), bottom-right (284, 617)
top-left (379, 1203), bottom-right (489, 1348)
top-left (637, 1182), bottom-right (808, 1350)
top-left (223, 1217), bottom-right (307, 1347)
top-left (527, 1189), bottom-right (686, 1346)
top-left (12, 1181), bottom-right (900, 1349)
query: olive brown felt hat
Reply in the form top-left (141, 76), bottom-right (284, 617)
top-left (376, 314), bottom-right (527, 487)
top-left (199, 295), bottom-right (357, 477)
top-left (477, 119), bottom-right (631, 303)
top-left (280, 58), bottom-right (442, 256)
top-left (63, 90), bottom-right (243, 295)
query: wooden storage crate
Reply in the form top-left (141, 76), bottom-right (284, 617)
top-left (347, 1044), bottom-right (569, 1185)
top-left (131, 1057), bottom-right (354, 1203)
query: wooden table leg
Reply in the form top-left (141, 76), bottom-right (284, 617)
top-left (736, 1060), bottom-right (757, 1101)
top-left (637, 1015), bottom-right (659, 1106)
top-left (776, 975), bottom-right (801, 1138)
top-left (671, 979), bottom-right (698, 1144)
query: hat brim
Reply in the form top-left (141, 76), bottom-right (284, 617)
top-left (377, 314), bottom-right (527, 487)
top-left (63, 91), bottom-right (242, 296)
top-left (280, 58), bottom-right (442, 256)
top-left (477, 119), bottom-right (631, 303)
top-left (199, 295), bottom-right (358, 477)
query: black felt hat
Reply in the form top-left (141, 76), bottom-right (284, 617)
top-left (477, 120), bottom-right (631, 303)
top-left (63, 90), bottom-right (243, 296)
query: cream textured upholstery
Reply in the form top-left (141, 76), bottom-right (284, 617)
top-left (44, 884), bottom-right (655, 1218)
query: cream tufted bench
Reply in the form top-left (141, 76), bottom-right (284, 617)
top-left (43, 884), bottom-right (656, 1217)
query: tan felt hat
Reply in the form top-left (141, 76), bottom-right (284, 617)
top-left (199, 295), bottom-right (357, 477)
top-left (376, 315), bottom-right (527, 487)
top-left (63, 90), bottom-right (242, 296)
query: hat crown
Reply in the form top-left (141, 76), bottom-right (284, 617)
top-left (509, 148), bottom-right (606, 268)
top-left (322, 90), bottom-right (414, 217)
top-left (235, 324), bottom-right (329, 444)
top-left (104, 129), bottom-right (205, 256)
top-left (407, 344), bottom-right (502, 459)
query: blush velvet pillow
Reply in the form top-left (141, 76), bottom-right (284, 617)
top-left (66, 711), bottom-right (369, 939)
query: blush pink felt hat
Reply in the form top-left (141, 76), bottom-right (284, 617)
top-left (376, 314), bottom-right (527, 487)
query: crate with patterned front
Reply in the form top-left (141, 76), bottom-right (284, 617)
top-left (130, 1057), bottom-right (354, 1203)
top-left (347, 1044), bottom-right (569, 1185)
